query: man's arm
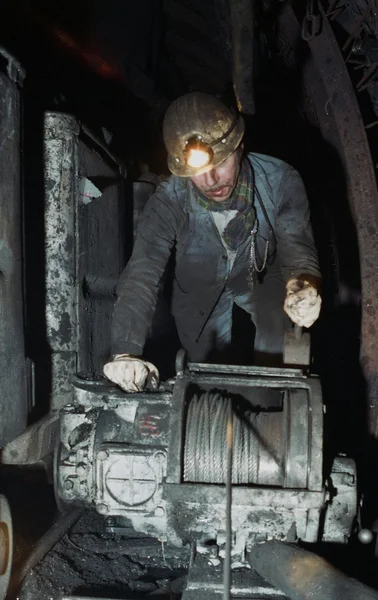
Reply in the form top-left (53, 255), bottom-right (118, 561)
top-left (111, 182), bottom-right (182, 356)
top-left (275, 166), bottom-right (322, 328)
top-left (275, 166), bottom-right (321, 284)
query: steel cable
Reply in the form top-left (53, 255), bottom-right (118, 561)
top-left (184, 391), bottom-right (260, 484)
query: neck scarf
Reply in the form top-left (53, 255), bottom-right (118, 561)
top-left (192, 158), bottom-right (256, 250)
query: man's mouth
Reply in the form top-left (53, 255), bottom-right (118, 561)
top-left (206, 185), bottom-right (230, 198)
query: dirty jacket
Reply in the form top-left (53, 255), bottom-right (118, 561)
top-left (111, 153), bottom-right (320, 356)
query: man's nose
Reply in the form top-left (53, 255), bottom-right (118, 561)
top-left (203, 168), bottom-right (219, 187)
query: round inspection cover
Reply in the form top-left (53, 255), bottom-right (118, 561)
top-left (106, 455), bottom-right (157, 506)
top-left (0, 495), bottom-right (12, 600)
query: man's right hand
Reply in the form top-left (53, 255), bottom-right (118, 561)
top-left (103, 354), bottom-right (159, 392)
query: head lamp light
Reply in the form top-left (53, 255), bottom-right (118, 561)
top-left (184, 136), bottom-right (213, 169)
top-left (182, 111), bottom-right (240, 172)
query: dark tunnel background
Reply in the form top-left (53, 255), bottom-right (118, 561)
top-left (1, 0), bottom-right (378, 596)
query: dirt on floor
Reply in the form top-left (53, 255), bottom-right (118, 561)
top-left (16, 510), bottom-right (190, 600)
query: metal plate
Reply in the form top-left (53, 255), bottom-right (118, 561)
top-left (283, 326), bottom-right (311, 366)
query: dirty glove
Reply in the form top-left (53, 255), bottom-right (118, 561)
top-left (283, 278), bottom-right (321, 328)
top-left (103, 354), bottom-right (159, 393)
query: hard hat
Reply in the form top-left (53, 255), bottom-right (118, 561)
top-left (163, 92), bottom-right (245, 177)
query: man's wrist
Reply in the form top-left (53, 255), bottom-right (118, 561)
top-left (113, 353), bottom-right (131, 361)
top-left (112, 353), bottom-right (146, 363)
top-left (287, 273), bottom-right (321, 291)
top-left (111, 340), bottom-right (144, 358)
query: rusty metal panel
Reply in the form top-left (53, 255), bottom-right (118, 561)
top-left (0, 48), bottom-right (28, 445)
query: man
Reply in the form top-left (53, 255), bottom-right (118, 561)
top-left (104, 92), bottom-right (321, 392)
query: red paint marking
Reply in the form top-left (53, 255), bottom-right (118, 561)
top-left (139, 415), bottom-right (160, 436)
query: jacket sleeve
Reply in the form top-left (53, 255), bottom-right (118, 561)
top-left (111, 183), bottom-right (182, 356)
top-left (275, 166), bottom-right (321, 284)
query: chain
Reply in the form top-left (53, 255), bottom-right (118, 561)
top-left (249, 224), bottom-right (269, 281)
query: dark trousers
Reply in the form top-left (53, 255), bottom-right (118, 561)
top-left (178, 273), bottom-right (288, 365)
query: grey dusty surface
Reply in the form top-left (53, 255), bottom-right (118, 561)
top-left (18, 511), bottom-right (190, 600)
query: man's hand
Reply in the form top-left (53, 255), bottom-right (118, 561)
top-left (284, 278), bottom-right (321, 328)
top-left (103, 354), bottom-right (159, 392)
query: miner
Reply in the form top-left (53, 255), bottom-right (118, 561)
top-left (104, 92), bottom-right (321, 391)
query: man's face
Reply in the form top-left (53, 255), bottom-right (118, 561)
top-left (190, 147), bottom-right (242, 202)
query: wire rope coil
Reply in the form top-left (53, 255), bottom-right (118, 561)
top-left (183, 391), bottom-right (259, 484)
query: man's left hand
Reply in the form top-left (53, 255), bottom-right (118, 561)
top-left (284, 278), bottom-right (321, 328)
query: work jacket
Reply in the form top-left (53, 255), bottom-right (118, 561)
top-left (111, 153), bottom-right (320, 356)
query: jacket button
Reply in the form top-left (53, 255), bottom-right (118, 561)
top-left (199, 309), bottom-right (205, 315)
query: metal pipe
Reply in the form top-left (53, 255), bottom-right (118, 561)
top-left (229, 0), bottom-right (256, 115)
top-left (248, 540), bottom-right (378, 600)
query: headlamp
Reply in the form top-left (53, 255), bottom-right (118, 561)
top-left (184, 136), bottom-right (213, 169)
top-left (181, 112), bottom-right (240, 172)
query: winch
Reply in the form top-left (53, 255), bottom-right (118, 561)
top-left (55, 352), bottom-right (357, 549)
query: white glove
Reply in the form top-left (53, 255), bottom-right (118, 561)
top-left (103, 354), bottom-right (159, 392)
top-left (283, 278), bottom-right (321, 328)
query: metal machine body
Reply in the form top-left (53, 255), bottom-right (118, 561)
top-left (55, 359), bottom-right (357, 549)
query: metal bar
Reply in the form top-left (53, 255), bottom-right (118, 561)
top-left (60, 597), bottom-right (131, 600)
top-left (0, 47), bottom-right (28, 445)
top-left (164, 484), bottom-right (326, 508)
top-left (223, 400), bottom-right (233, 600)
top-left (229, 0), bottom-right (256, 114)
top-left (44, 112), bottom-right (80, 410)
top-left (187, 362), bottom-right (304, 377)
top-left (1, 413), bottom-right (59, 465)
top-left (80, 123), bottom-right (127, 176)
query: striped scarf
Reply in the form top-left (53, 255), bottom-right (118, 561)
top-left (192, 158), bottom-right (256, 250)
